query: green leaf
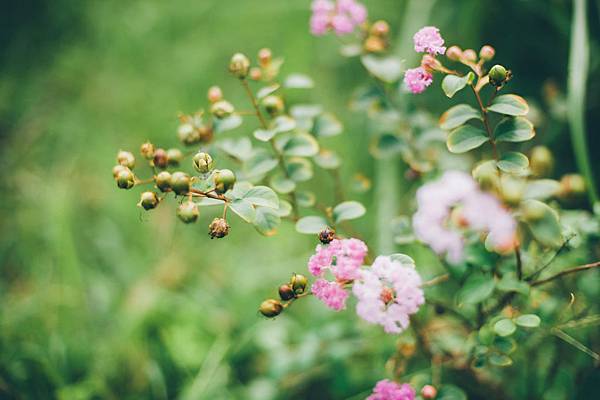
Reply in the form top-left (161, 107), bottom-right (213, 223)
top-left (277, 132), bottom-right (319, 157)
top-left (524, 179), bottom-right (561, 200)
top-left (275, 200), bottom-right (292, 217)
top-left (497, 151), bottom-right (529, 173)
top-left (296, 191), bottom-right (316, 207)
top-left (447, 125), bottom-right (489, 153)
top-left (515, 314), bottom-right (541, 328)
top-left (313, 150), bottom-right (341, 170)
top-left (439, 104), bottom-right (481, 130)
top-left (488, 94), bottom-right (529, 116)
top-left (290, 104), bottom-right (323, 119)
top-left (457, 273), bottom-right (495, 305)
top-left (229, 198), bottom-right (256, 223)
top-left (494, 319), bottom-right (517, 337)
top-left (296, 216), bottom-right (328, 234)
top-left (213, 114), bottom-right (243, 133)
top-left (283, 74), bottom-right (314, 89)
top-left (436, 385), bottom-right (467, 400)
top-left (494, 117), bottom-right (535, 142)
top-left (217, 137), bottom-right (252, 161)
top-left (272, 115), bottom-right (297, 133)
top-left (253, 128), bottom-right (277, 142)
top-left (256, 84), bottom-right (280, 100)
top-left (313, 113), bottom-right (343, 137)
top-left (244, 150), bottom-right (278, 177)
top-left (360, 54), bottom-right (403, 83)
top-left (488, 353), bottom-right (513, 367)
top-left (333, 201), bottom-right (366, 224)
top-left (521, 200), bottom-right (563, 248)
top-left (493, 336), bottom-right (517, 354)
top-left (441, 72), bottom-right (474, 98)
top-left (497, 275), bottom-right (530, 295)
top-left (269, 174), bottom-right (296, 194)
top-left (370, 133), bottom-right (408, 159)
top-left (389, 253), bottom-right (415, 267)
top-left (253, 206), bottom-right (281, 236)
top-left (243, 186), bottom-right (279, 209)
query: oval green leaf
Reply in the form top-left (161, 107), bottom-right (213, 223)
top-left (314, 150), bottom-right (341, 170)
top-left (333, 201), bottom-right (366, 224)
top-left (313, 113), bottom-right (343, 137)
top-left (447, 125), bottom-right (489, 153)
top-left (521, 199), bottom-right (563, 248)
top-left (494, 117), bottom-right (535, 142)
top-left (283, 74), bottom-right (314, 89)
top-left (441, 72), bottom-right (474, 98)
top-left (488, 353), bottom-right (513, 367)
top-left (270, 174), bottom-right (296, 194)
top-left (229, 198), bottom-right (256, 223)
top-left (286, 157), bottom-right (313, 182)
top-left (439, 104), bottom-right (481, 130)
top-left (253, 206), bottom-right (281, 236)
top-left (278, 132), bottom-right (319, 157)
top-left (456, 274), bottom-right (495, 305)
top-left (360, 54), bottom-right (403, 83)
top-left (295, 216), bottom-right (328, 234)
top-left (243, 186), bottom-right (279, 209)
top-left (494, 319), bottom-right (517, 337)
top-left (497, 151), bottom-right (529, 173)
top-left (515, 314), bottom-right (541, 328)
top-left (487, 94), bottom-right (529, 116)
top-left (253, 128), bottom-right (277, 142)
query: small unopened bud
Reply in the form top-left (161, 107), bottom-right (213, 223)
top-left (213, 169), bottom-right (236, 194)
top-left (197, 125), bottom-right (213, 143)
top-left (170, 171), bottom-right (190, 195)
top-left (262, 95), bottom-right (284, 117)
top-left (479, 45), bottom-right (495, 61)
top-left (291, 273), bottom-right (308, 295)
top-left (318, 227), bottom-right (336, 244)
top-left (370, 20), bottom-right (390, 37)
top-left (249, 67), bottom-right (262, 81)
top-left (530, 146), bottom-right (554, 177)
top-left (229, 53), bottom-right (250, 79)
top-left (112, 164), bottom-right (128, 179)
top-left (138, 191), bottom-right (159, 210)
top-left (207, 86), bottom-right (223, 103)
top-left (140, 142), bottom-right (155, 160)
top-left (501, 176), bottom-right (525, 206)
top-left (178, 122), bottom-right (200, 146)
top-left (208, 217), bottom-right (230, 239)
top-left (167, 148), bottom-right (183, 166)
top-left (462, 49), bottom-right (477, 62)
top-left (363, 36), bottom-right (386, 53)
top-left (259, 299), bottom-right (283, 318)
top-left (258, 48), bottom-right (272, 67)
top-left (521, 200), bottom-right (547, 222)
top-left (421, 385), bottom-right (437, 399)
top-left (177, 201), bottom-right (199, 223)
top-left (210, 100), bottom-right (235, 119)
top-left (489, 64), bottom-right (508, 86)
top-left (278, 284), bottom-right (295, 301)
top-left (153, 148), bottom-right (169, 169)
top-left (117, 150), bottom-right (135, 169)
top-left (116, 168), bottom-right (135, 189)
top-left (155, 171), bottom-right (172, 192)
top-left (421, 54), bottom-right (442, 73)
top-left (559, 174), bottom-right (586, 198)
top-left (446, 46), bottom-right (462, 61)
top-left (192, 152), bottom-right (214, 173)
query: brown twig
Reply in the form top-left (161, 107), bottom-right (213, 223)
top-left (530, 261), bottom-right (600, 287)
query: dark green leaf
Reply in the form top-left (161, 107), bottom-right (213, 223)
top-left (488, 353), bottom-right (513, 367)
top-left (229, 198), bottom-right (256, 223)
top-left (243, 186), bottom-right (279, 209)
top-left (360, 54), bottom-right (403, 83)
top-left (447, 125), bottom-right (489, 153)
top-left (488, 94), bottom-right (529, 116)
top-left (441, 72), bottom-right (474, 98)
top-left (497, 151), bottom-right (529, 173)
top-left (253, 206), bottom-right (281, 236)
top-left (439, 104), bottom-right (481, 130)
top-left (457, 274), bottom-right (495, 305)
top-left (494, 117), bottom-right (535, 142)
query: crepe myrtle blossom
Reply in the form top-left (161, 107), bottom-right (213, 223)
top-left (367, 379), bottom-right (416, 400)
top-left (311, 278), bottom-right (349, 311)
top-left (353, 256), bottom-right (424, 334)
top-left (412, 171), bottom-right (517, 263)
top-left (413, 26), bottom-right (446, 55)
top-left (310, 0), bottom-right (367, 36)
top-left (403, 67), bottom-right (433, 94)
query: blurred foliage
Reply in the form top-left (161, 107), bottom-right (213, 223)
top-left (0, 0), bottom-right (599, 399)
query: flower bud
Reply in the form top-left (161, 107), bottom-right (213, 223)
top-left (262, 95), bottom-right (284, 117)
top-left (229, 53), bottom-right (250, 79)
top-left (213, 169), bottom-right (236, 194)
top-left (116, 168), bottom-right (135, 189)
top-left (446, 45), bottom-right (462, 61)
top-left (192, 152), bottom-right (214, 173)
top-left (479, 45), bottom-right (495, 61)
top-left (462, 49), bottom-right (477, 62)
top-left (318, 227), bottom-right (336, 244)
top-left (140, 142), bottom-right (155, 160)
top-left (166, 148), bottom-right (183, 166)
top-left (559, 174), bottom-right (586, 198)
top-left (207, 86), bottom-right (223, 103)
top-left (210, 100), bottom-right (235, 119)
top-left (170, 171), bottom-right (191, 195)
top-left (112, 164), bottom-right (128, 179)
top-left (421, 385), bottom-right (437, 399)
top-left (117, 150), bottom-right (135, 169)
top-left (259, 299), bottom-right (283, 318)
top-left (178, 122), bottom-right (200, 146)
top-left (370, 20), bottom-right (390, 37)
top-left (249, 67), bottom-right (262, 81)
top-left (291, 273), bottom-right (308, 295)
top-left (278, 284), bottom-right (295, 301)
top-left (489, 64), bottom-right (508, 86)
top-left (155, 171), bottom-right (172, 192)
top-left (138, 191), bottom-right (159, 210)
top-left (153, 148), bottom-right (169, 169)
top-left (197, 125), bottom-right (214, 143)
top-left (363, 36), bottom-right (386, 53)
top-left (209, 217), bottom-right (230, 239)
top-left (258, 48), bottom-right (272, 67)
top-left (530, 146), bottom-right (554, 177)
top-left (177, 200), bottom-right (199, 223)
top-left (421, 54), bottom-right (442, 73)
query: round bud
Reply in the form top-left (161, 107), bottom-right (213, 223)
top-left (364, 36), bottom-right (386, 53)
top-left (259, 299), bottom-right (283, 318)
top-left (262, 95), bottom-right (284, 117)
top-left (170, 171), bottom-right (191, 195)
top-left (370, 20), bottom-right (390, 37)
top-left (178, 122), bottom-right (200, 146)
top-left (207, 85), bottom-right (223, 103)
top-left (139, 191), bottom-right (159, 210)
top-left (278, 284), bottom-right (295, 301)
top-left (197, 125), bottom-right (214, 143)
top-left (560, 174), bottom-right (586, 198)
top-left (421, 385), bottom-right (437, 399)
top-left (192, 152), bottom-right (214, 173)
top-left (249, 67), bottom-right (262, 81)
top-left (446, 45), bottom-right (462, 61)
top-left (166, 148), bottom-right (183, 166)
top-left (116, 168), bottom-right (135, 189)
top-left (462, 49), bottom-right (477, 62)
top-left (112, 164), bottom-right (128, 179)
top-left (258, 48), bottom-right (272, 67)
top-left (229, 53), bottom-right (250, 79)
top-left (291, 273), bottom-right (308, 295)
top-left (479, 45), bottom-right (495, 61)
top-left (318, 227), bottom-right (336, 244)
top-left (530, 146), bottom-right (554, 177)
top-left (500, 176), bottom-right (525, 206)
top-left (140, 142), bottom-right (155, 160)
top-left (208, 217), bottom-right (230, 239)
top-left (117, 150), bottom-right (135, 169)
top-left (521, 199), bottom-right (547, 222)
top-left (421, 54), bottom-right (442, 72)
top-left (153, 148), bottom-right (169, 169)
top-left (177, 201), bottom-right (199, 223)
top-left (210, 100), bottom-right (235, 119)
top-left (213, 169), bottom-right (236, 194)
top-left (489, 64), bottom-right (508, 86)
top-left (155, 171), bottom-right (172, 192)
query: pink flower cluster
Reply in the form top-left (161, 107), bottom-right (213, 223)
top-left (310, 0), bottom-right (367, 36)
top-left (353, 256), bottom-right (424, 334)
top-left (367, 379), bottom-right (416, 400)
top-left (403, 26), bottom-right (446, 94)
top-left (403, 67), bottom-right (433, 95)
top-left (412, 171), bottom-right (517, 263)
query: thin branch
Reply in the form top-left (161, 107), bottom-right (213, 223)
top-left (525, 235), bottom-right (574, 281)
top-left (422, 274), bottom-right (450, 287)
top-left (530, 261), bottom-right (600, 287)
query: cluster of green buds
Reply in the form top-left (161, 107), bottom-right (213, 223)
top-left (232, 48), bottom-right (284, 82)
top-left (259, 273), bottom-right (308, 318)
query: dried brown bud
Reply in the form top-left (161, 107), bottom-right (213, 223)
top-left (153, 148), bottom-right (168, 169)
top-left (209, 217), bottom-right (230, 239)
top-left (140, 142), bottom-right (155, 160)
top-left (278, 284), bottom-right (295, 301)
top-left (318, 227), bottom-right (336, 244)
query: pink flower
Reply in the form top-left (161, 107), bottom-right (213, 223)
top-left (332, 14), bottom-right (354, 35)
top-left (403, 67), bottom-right (433, 94)
top-left (312, 278), bottom-right (349, 311)
top-left (308, 238), bottom-right (367, 280)
top-left (312, 0), bottom-right (335, 13)
top-left (353, 256), bottom-right (424, 334)
top-left (310, 12), bottom-right (331, 35)
top-left (413, 26), bottom-right (446, 55)
top-left (367, 379), bottom-right (416, 400)
top-left (309, 0), bottom-right (367, 36)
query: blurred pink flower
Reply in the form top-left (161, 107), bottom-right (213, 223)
top-left (367, 379), bottom-right (416, 400)
top-left (310, 12), bottom-right (330, 36)
top-left (332, 14), bottom-right (354, 35)
top-left (403, 67), bottom-right (433, 94)
top-left (309, 0), bottom-right (367, 36)
top-left (312, 278), bottom-right (349, 311)
top-left (413, 26), bottom-right (446, 55)
top-left (353, 256), bottom-right (424, 334)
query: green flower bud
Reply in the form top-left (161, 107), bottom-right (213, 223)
top-left (290, 273), bottom-right (308, 295)
top-left (117, 150), bottom-right (135, 169)
top-left (446, 46), bottom-right (462, 61)
top-left (489, 64), bottom-right (508, 86)
top-left (462, 49), bottom-right (477, 62)
top-left (178, 122), bottom-right (201, 145)
top-left (177, 200), bottom-right (199, 223)
top-left (166, 148), bottom-right (183, 166)
top-left (153, 148), bottom-right (169, 169)
top-left (259, 299), bottom-right (283, 318)
top-left (500, 176), bottom-right (525, 206)
top-left (170, 171), bottom-right (191, 195)
top-left (278, 284), bottom-right (295, 301)
top-left (208, 217), bottom-right (230, 239)
top-left (207, 85), bottom-right (223, 103)
top-left (116, 168), bottom-right (135, 189)
top-left (138, 191), bottom-right (159, 210)
top-left (318, 227), bottom-right (336, 244)
top-left (192, 152), bottom-right (214, 173)
top-left (213, 169), bottom-right (236, 194)
top-left (258, 48), bottom-right (272, 67)
top-left (479, 45), bottom-right (495, 61)
top-left (210, 100), bottom-right (235, 119)
top-left (262, 95), bottom-right (284, 117)
top-left (140, 142), bottom-right (155, 160)
top-left (155, 171), bottom-right (172, 192)
top-left (229, 53), bottom-right (250, 78)
top-left (112, 164), bottom-right (128, 179)
top-left (530, 146), bottom-right (554, 177)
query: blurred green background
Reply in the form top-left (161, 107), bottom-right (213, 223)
top-left (1, 0), bottom-right (599, 399)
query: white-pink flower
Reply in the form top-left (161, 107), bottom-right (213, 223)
top-left (413, 26), bottom-right (446, 55)
top-left (311, 278), bottom-right (349, 311)
top-left (403, 67), bottom-right (433, 94)
top-left (309, 0), bottom-right (367, 36)
top-left (353, 256), bottom-right (424, 334)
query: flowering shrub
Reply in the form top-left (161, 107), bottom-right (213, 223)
top-left (110, 1), bottom-right (599, 398)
